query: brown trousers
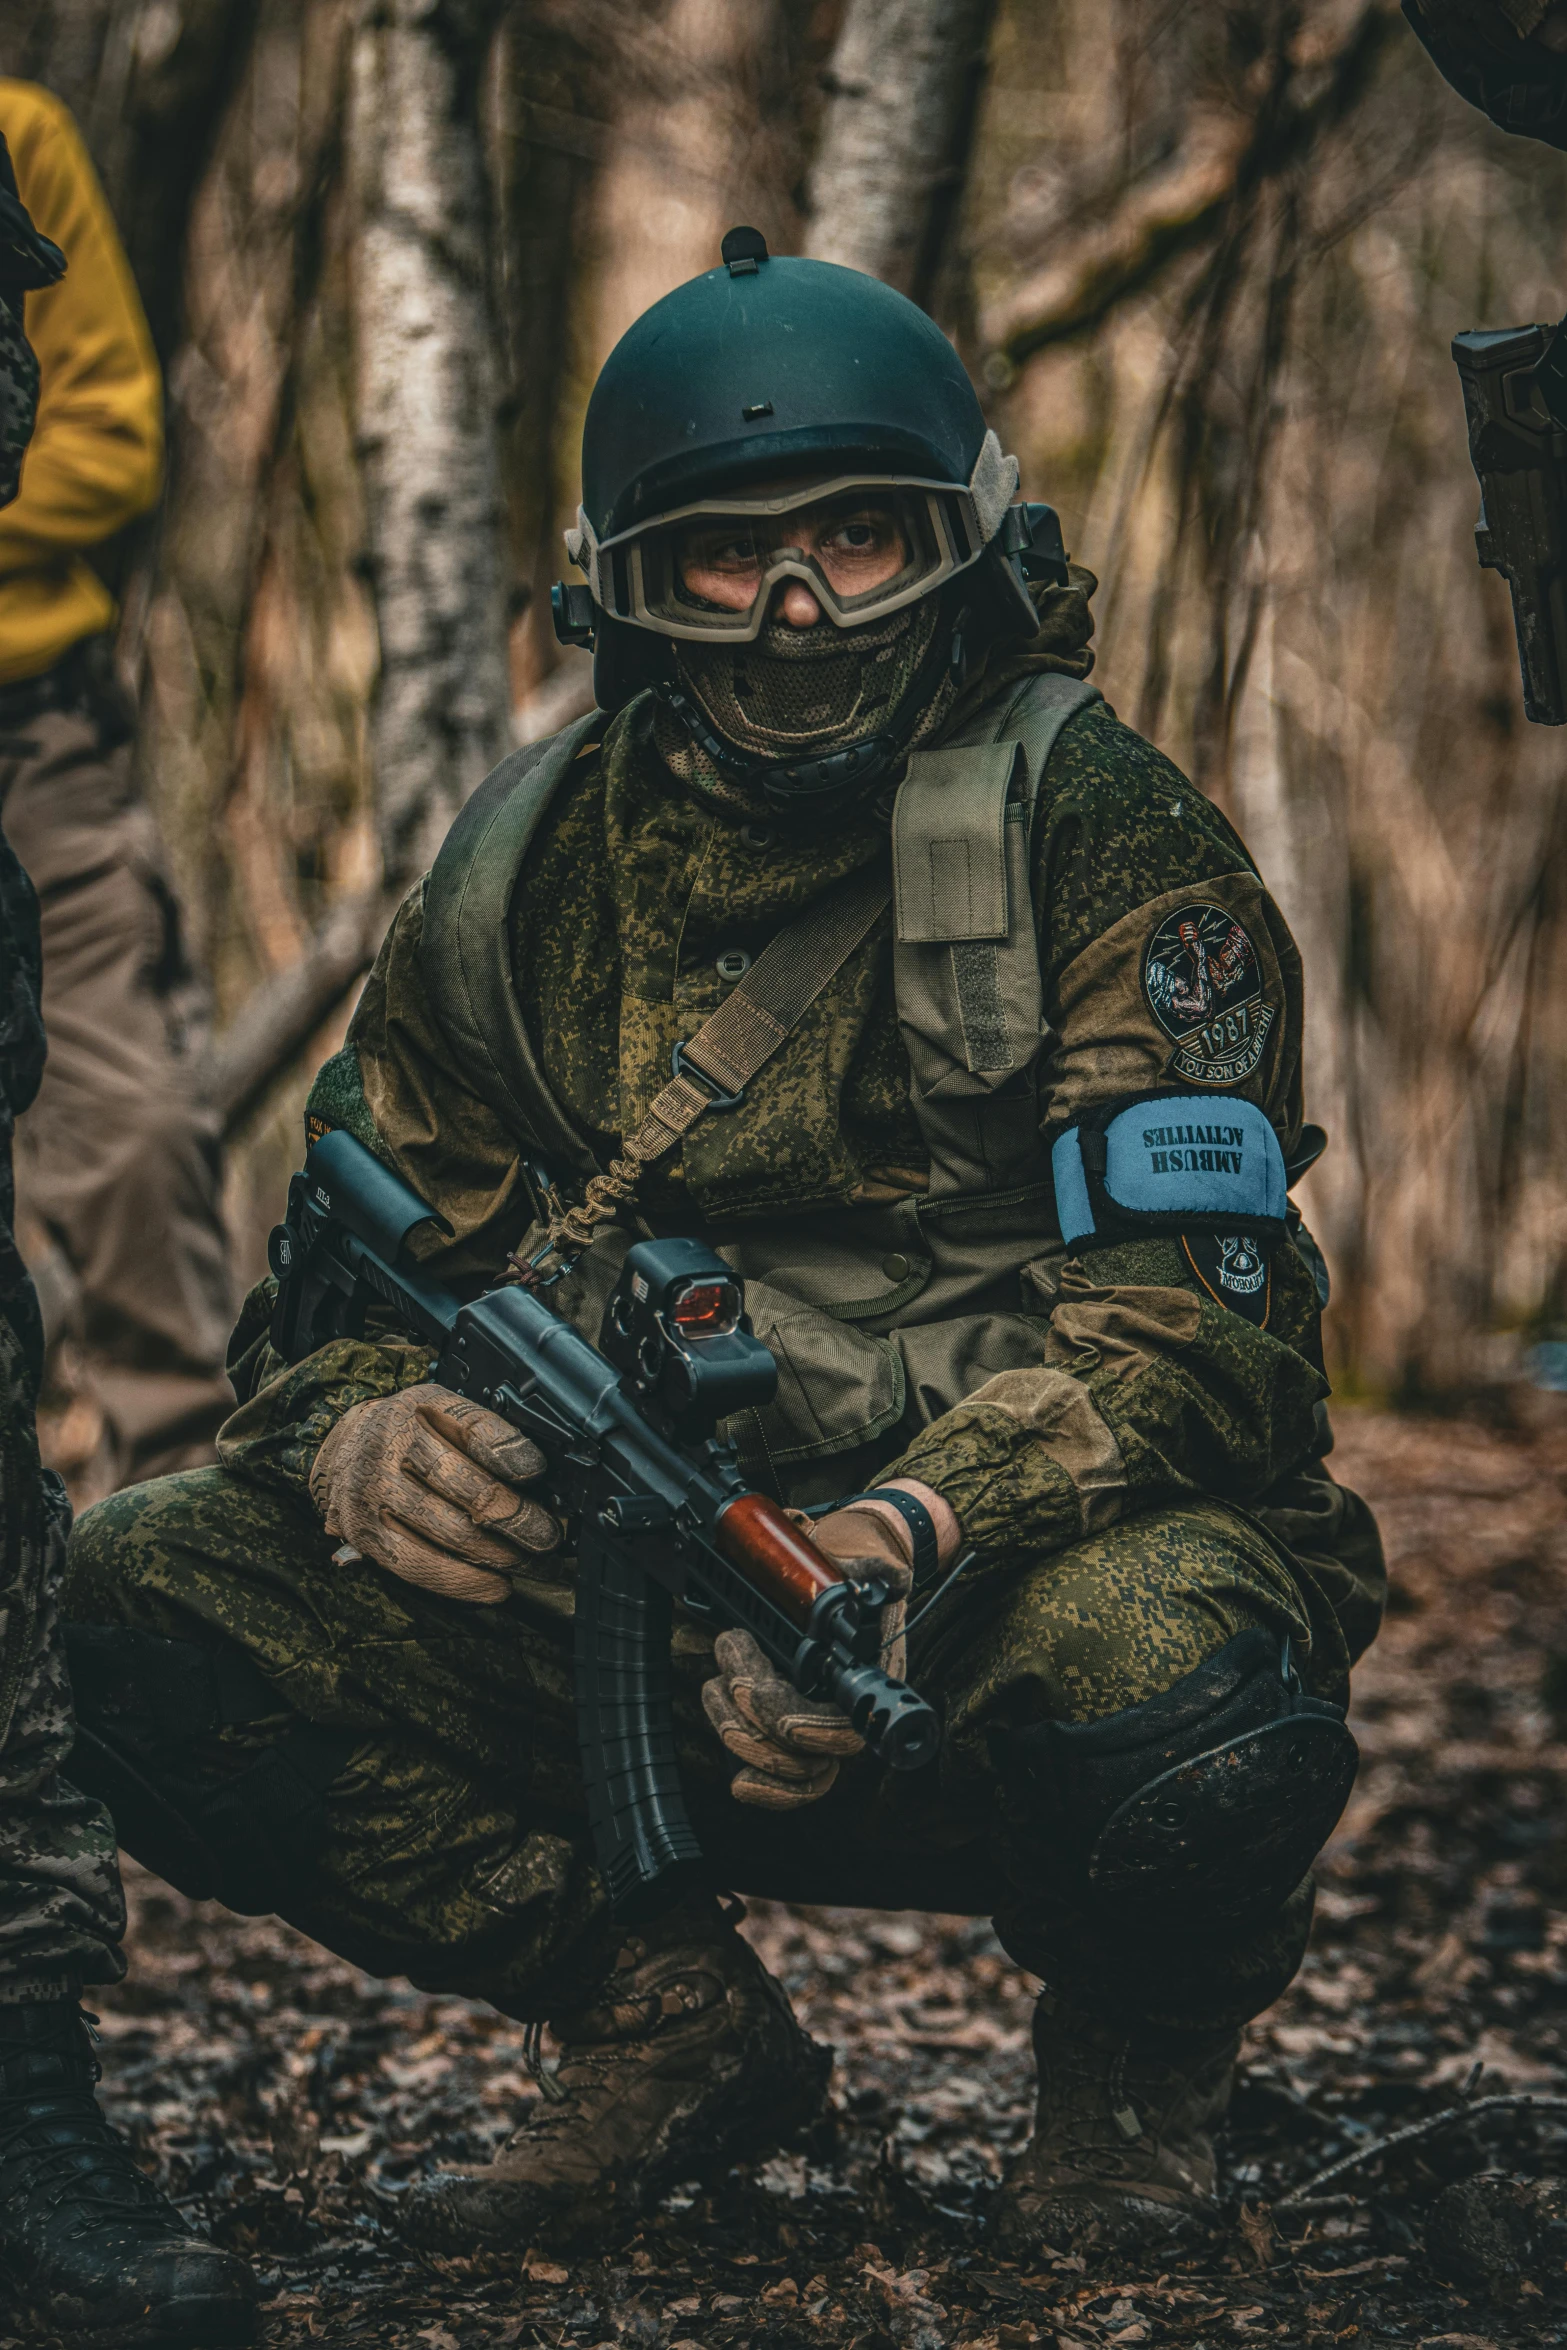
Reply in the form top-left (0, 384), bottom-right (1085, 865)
top-left (2, 692), bottom-right (233, 1485)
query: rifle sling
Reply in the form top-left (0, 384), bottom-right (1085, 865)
top-left (544, 858), bottom-right (891, 1261)
top-left (636, 859), bottom-right (890, 1153)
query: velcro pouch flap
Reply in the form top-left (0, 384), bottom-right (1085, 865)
top-left (893, 741), bottom-right (1021, 942)
top-left (1052, 1091), bottom-right (1288, 1250)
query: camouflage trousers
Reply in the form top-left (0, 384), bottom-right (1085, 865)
top-left (0, 822), bottom-right (126, 1999)
top-left (62, 1463), bottom-right (1378, 2034)
top-left (0, 1406), bottom-right (126, 2002)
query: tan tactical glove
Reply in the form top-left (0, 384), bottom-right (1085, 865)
top-left (701, 1503), bottom-right (913, 1810)
top-left (309, 1383), bottom-right (559, 1604)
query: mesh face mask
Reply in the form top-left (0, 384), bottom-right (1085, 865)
top-left (654, 592), bottom-right (959, 826)
top-left (672, 596), bottom-right (941, 761)
top-left (593, 431), bottom-right (1021, 812)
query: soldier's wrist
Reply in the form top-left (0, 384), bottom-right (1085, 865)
top-left (817, 1481), bottom-right (961, 1582)
top-left (885, 1402), bottom-right (1082, 1565)
top-left (868, 1480), bottom-right (962, 1569)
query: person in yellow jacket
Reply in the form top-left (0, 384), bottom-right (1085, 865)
top-left (0, 80), bottom-right (232, 1490)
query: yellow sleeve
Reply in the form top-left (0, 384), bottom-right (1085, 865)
top-left (0, 82), bottom-right (162, 571)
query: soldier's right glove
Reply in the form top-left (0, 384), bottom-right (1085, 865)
top-left (309, 1382), bottom-right (559, 1604)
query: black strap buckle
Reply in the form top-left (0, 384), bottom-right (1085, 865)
top-left (671, 1037), bottom-right (746, 1111)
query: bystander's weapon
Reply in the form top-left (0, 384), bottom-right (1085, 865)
top-left (1453, 316), bottom-right (1567, 723)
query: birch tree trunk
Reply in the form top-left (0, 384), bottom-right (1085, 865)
top-left (348, 0), bottom-right (509, 887)
top-left (803, 0), bottom-right (998, 303)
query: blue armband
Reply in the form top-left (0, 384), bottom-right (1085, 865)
top-left (1051, 1091), bottom-right (1288, 1253)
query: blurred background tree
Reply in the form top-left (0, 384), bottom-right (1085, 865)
top-left (0, 0), bottom-right (1561, 1401)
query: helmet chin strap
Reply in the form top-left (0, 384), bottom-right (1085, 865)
top-left (654, 589), bottom-right (965, 817)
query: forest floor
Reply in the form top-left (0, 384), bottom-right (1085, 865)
top-left (8, 1401), bottom-right (1567, 2350)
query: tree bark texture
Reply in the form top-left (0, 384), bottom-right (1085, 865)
top-left (964, 0), bottom-right (1567, 1393)
top-left (136, 0), bottom-right (380, 1255)
top-left (0, 0), bottom-right (257, 362)
top-left (507, 0), bottom-right (818, 741)
top-left (804, 0), bottom-right (998, 304)
top-left (484, 2), bottom-right (598, 707)
top-left (977, 4), bottom-right (1399, 376)
top-left (348, 0), bottom-right (509, 887)
top-left (203, 883), bottom-right (390, 1136)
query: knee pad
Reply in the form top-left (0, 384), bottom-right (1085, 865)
top-left (998, 1628), bottom-right (1358, 1928)
top-left (64, 1622), bottom-right (356, 1911)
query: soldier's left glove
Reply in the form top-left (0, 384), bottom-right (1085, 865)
top-left (701, 1505), bottom-right (913, 1810)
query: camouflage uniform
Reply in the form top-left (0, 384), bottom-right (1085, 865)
top-left (0, 156), bottom-right (124, 2001)
top-left (0, 822), bottom-right (125, 2001)
top-left (64, 596), bottom-right (1384, 2039)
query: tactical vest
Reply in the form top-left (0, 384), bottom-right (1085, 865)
top-left (421, 671), bottom-right (1102, 1503)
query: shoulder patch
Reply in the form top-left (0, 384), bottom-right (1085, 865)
top-left (1144, 902), bottom-right (1275, 1086)
top-left (1181, 1231), bottom-right (1272, 1327)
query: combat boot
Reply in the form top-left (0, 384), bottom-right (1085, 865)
top-left (401, 1899), bottom-right (831, 2249)
top-left (992, 1991), bottom-right (1237, 2253)
top-left (0, 1998), bottom-right (258, 2345)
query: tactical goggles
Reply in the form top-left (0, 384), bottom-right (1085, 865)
top-left (566, 431), bottom-right (1020, 644)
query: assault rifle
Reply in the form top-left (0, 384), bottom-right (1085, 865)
top-left (267, 1129), bottom-right (939, 1920)
top-left (1452, 322), bottom-right (1567, 724)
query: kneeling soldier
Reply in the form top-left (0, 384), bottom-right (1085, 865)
top-left (63, 232), bottom-right (1385, 2254)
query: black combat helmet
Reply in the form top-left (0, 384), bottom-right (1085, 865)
top-left (554, 228), bottom-right (1065, 810)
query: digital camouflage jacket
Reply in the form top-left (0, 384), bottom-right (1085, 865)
top-left (221, 590), bottom-right (1384, 1694)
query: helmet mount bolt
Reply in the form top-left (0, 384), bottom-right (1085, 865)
top-left (741, 401), bottom-right (774, 422)
top-left (721, 225), bottom-right (769, 276)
